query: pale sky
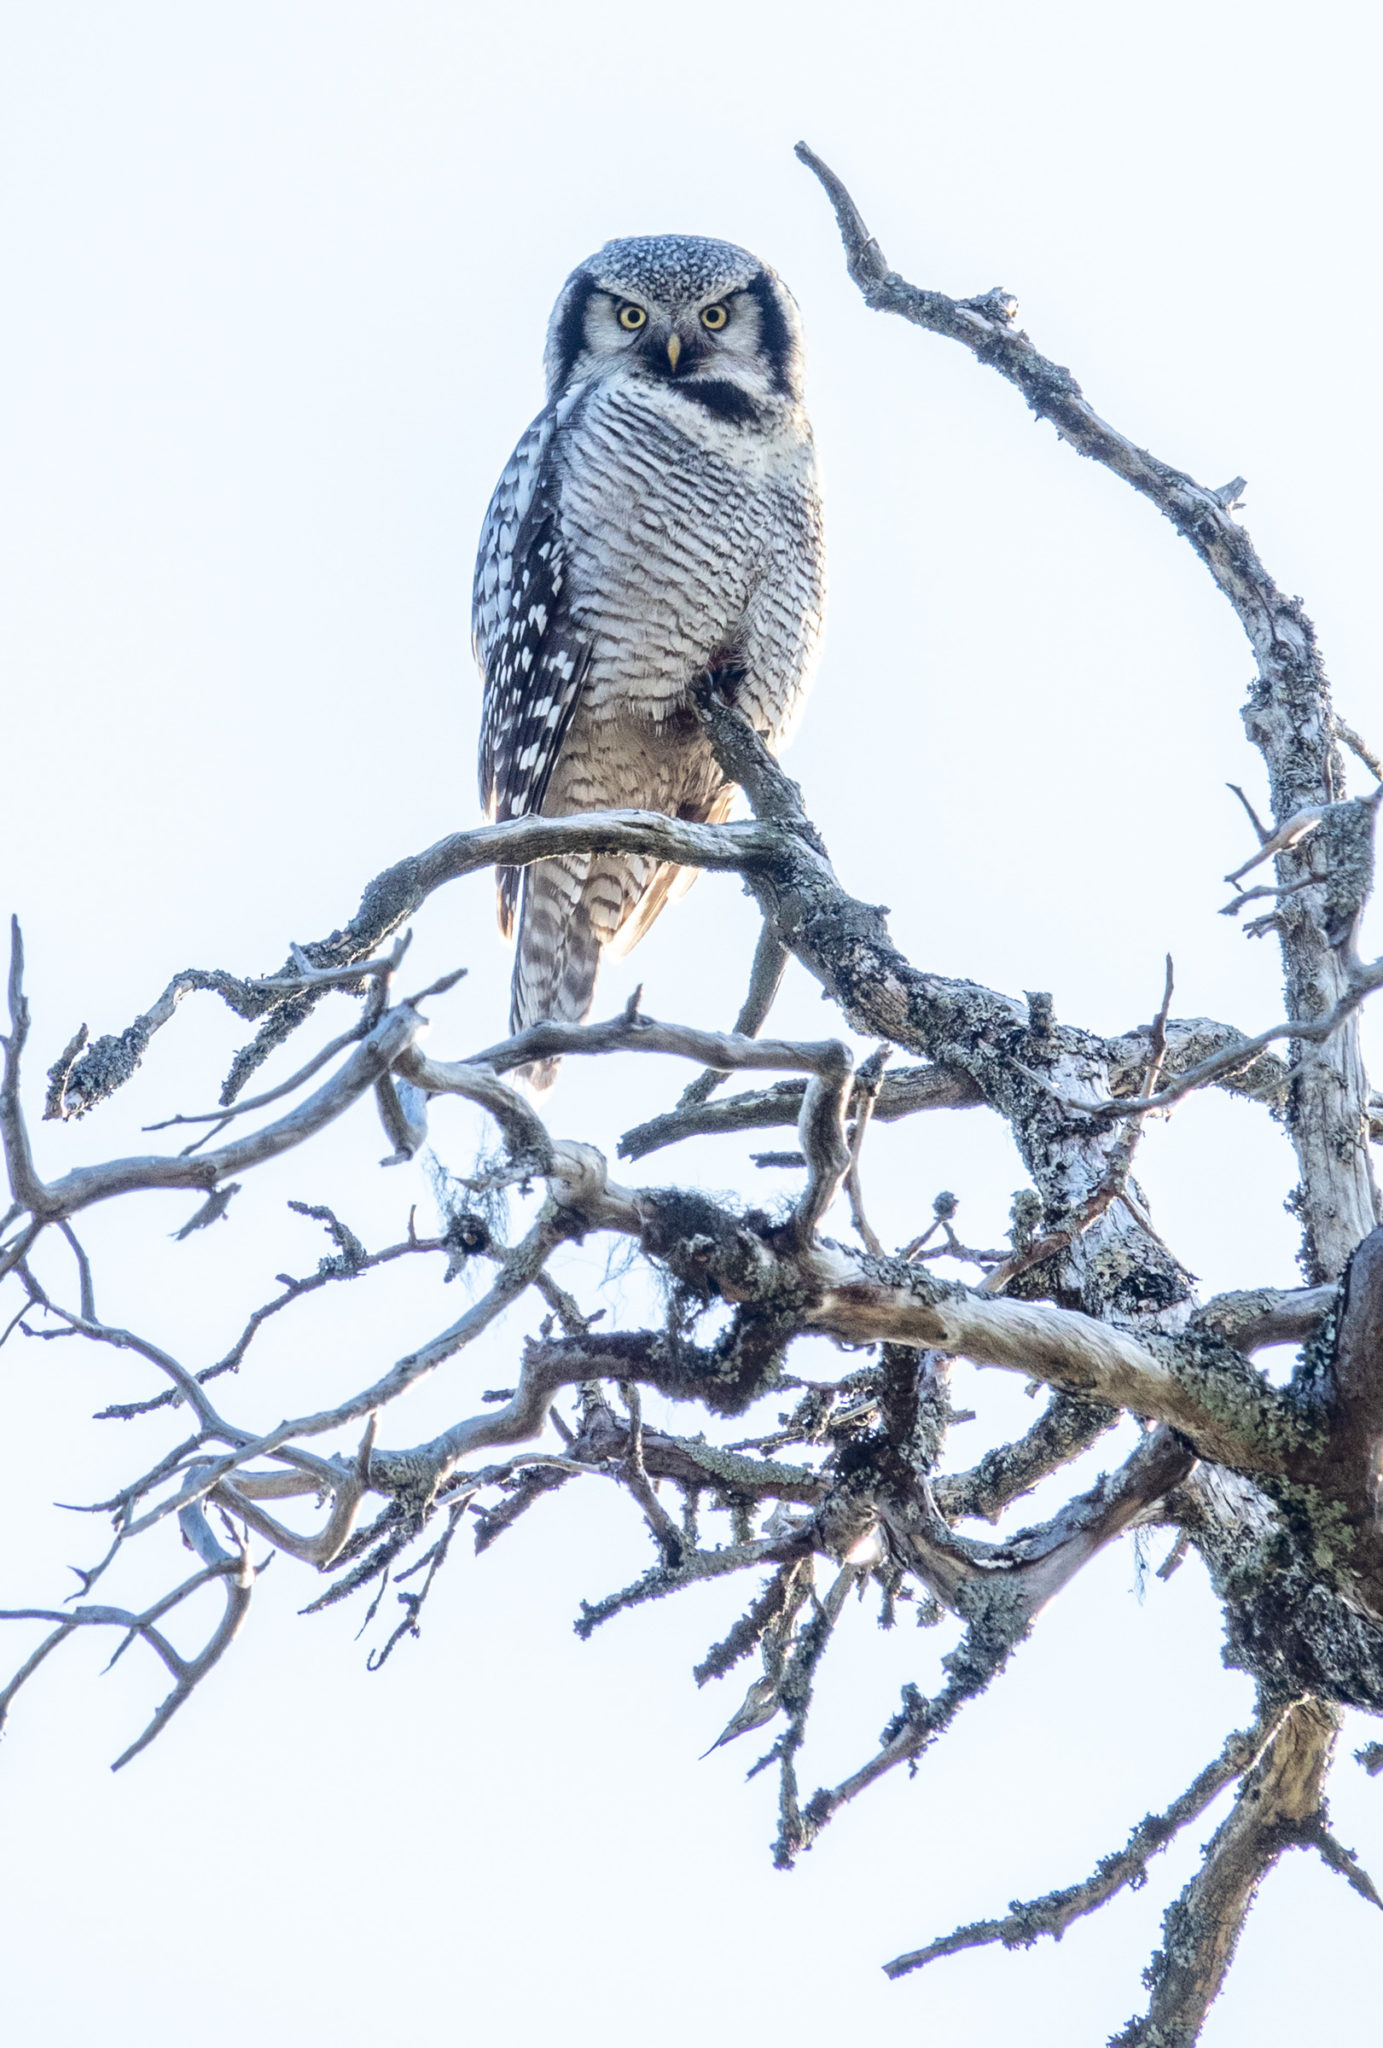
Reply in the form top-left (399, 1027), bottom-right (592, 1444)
top-left (1, 5), bottom-right (1380, 2043)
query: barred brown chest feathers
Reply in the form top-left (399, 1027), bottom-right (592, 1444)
top-left (472, 233), bottom-right (825, 1086)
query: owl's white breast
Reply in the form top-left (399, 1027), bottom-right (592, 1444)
top-left (553, 371), bottom-right (820, 654)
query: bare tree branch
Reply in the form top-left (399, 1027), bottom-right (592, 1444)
top-left (885, 1708), bottom-right (1285, 1978)
top-left (933, 1391), bottom-right (1118, 1524)
top-left (796, 139), bottom-right (1382, 1280)
top-left (1112, 1699), bottom-right (1341, 2047)
top-left (620, 1059), bottom-right (983, 1162)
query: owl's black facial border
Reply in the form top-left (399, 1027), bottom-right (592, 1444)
top-left (741, 274), bottom-right (794, 396)
top-left (550, 275), bottom-right (600, 391)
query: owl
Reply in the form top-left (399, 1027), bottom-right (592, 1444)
top-left (472, 234), bottom-right (825, 1085)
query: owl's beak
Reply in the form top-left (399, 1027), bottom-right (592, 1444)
top-left (666, 333), bottom-right (682, 372)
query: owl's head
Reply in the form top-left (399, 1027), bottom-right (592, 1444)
top-left (543, 235), bottom-right (807, 414)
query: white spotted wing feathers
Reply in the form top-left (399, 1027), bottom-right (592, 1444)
top-left (473, 409), bottom-right (591, 937)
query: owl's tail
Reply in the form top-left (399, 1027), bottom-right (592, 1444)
top-left (507, 786), bottom-right (735, 1091)
top-left (509, 851), bottom-right (659, 1092)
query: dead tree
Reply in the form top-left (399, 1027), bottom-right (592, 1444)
top-left (3, 150), bottom-right (1382, 2044)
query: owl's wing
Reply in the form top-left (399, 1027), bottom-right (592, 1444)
top-left (473, 406), bottom-right (592, 939)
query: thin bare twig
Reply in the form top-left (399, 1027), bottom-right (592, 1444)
top-left (843, 1046), bottom-right (891, 1255)
top-left (618, 1382), bottom-right (684, 1564)
top-left (677, 921), bottom-right (791, 1109)
top-left (791, 1051), bottom-right (855, 1246)
top-left (1336, 718), bottom-right (1383, 785)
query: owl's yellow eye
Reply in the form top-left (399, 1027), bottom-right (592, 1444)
top-left (617, 304), bottom-right (647, 331)
top-left (700, 303), bottom-right (729, 331)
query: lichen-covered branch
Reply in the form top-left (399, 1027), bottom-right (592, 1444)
top-left (1112, 1699), bottom-right (1342, 2048)
top-left (884, 1708), bottom-right (1285, 1979)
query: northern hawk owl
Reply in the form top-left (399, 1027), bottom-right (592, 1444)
top-left (473, 235), bottom-right (825, 1083)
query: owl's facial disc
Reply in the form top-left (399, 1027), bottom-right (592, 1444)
top-left (543, 238), bottom-right (805, 403)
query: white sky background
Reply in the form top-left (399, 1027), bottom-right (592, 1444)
top-left (1, 2), bottom-right (1381, 2041)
